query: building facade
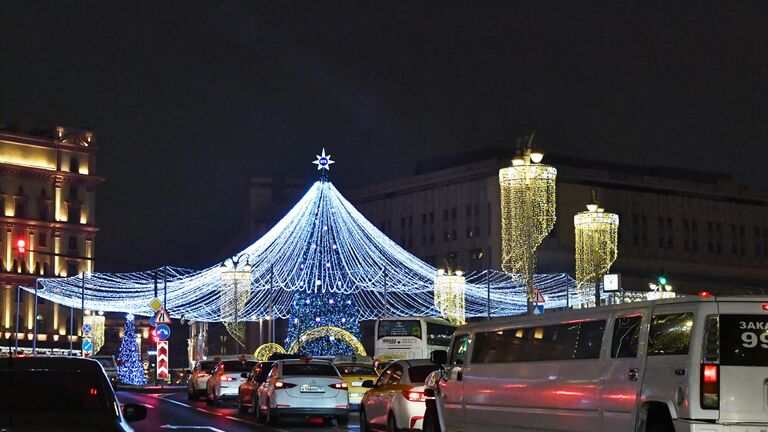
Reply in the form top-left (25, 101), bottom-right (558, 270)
top-left (0, 126), bottom-right (103, 352)
top-left (348, 148), bottom-right (768, 296)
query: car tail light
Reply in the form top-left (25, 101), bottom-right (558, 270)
top-left (221, 376), bottom-right (235, 382)
top-left (701, 364), bottom-right (719, 409)
top-left (195, 372), bottom-right (209, 378)
top-left (762, 303), bottom-right (768, 311)
top-left (406, 391), bottom-right (426, 402)
top-left (699, 291), bottom-right (713, 298)
top-left (274, 381), bottom-right (296, 389)
top-left (331, 382), bottom-right (348, 390)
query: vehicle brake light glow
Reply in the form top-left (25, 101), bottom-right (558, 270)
top-left (274, 381), bottom-right (296, 389)
top-left (406, 391), bottom-right (426, 402)
top-left (698, 291), bottom-right (713, 298)
top-left (762, 304), bottom-right (768, 311)
top-left (331, 382), bottom-right (348, 390)
top-left (221, 376), bottom-right (235, 382)
top-left (703, 364), bottom-right (718, 383)
top-left (195, 372), bottom-right (209, 378)
top-left (89, 388), bottom-right (98, 395)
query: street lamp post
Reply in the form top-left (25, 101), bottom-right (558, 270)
top-left (574, 195), bottom-right (619, 308)
top-left (498, 132), bottom-right (557, 314)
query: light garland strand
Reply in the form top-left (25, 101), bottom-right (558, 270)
top-left (28, 181), bottom-right (579, 320)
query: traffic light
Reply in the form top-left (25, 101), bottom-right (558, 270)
top-left (657, 275), bottom-right (668, 286)
top-left (16, 239), bottom-right (26, 254)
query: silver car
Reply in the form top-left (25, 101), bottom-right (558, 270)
top-left (257, 358), bottom-right (349, 426)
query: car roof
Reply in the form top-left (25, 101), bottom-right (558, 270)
top-left (0, 356), bottom-right (104, 371)
top-left (279, 358), bottom-right (334, 365)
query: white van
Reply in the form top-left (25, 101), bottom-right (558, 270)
top-left (426, 295), bottom-right (768, 432)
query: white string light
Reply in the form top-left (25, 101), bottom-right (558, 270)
top-left (27, 181), bottom-right (580, 319)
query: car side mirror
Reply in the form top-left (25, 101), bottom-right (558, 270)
top-left (240, 372), bottom-right (248, 378)
top-left (122, 403), bottom-right (147, 422)
top-left (430, 350), bottom-right (448, 365)
top-left (424, 388), bottom-right (435, 397)
top-left (361, 380), bottom-right (375, 388)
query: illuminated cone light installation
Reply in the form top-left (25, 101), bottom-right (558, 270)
top-left (498, 133), bottom-right (557, 313)
top-left (433, 269), bottom-right (466, 325)
top-left (574, 197), bottom-right (619, 307)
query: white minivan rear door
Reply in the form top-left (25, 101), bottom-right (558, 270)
top-left (715, 299), bottom-right (768, 424)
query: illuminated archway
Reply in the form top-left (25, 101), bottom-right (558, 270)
top-left (253, 343), bottom-right (286, 361)
top-left (287, 326), bottom-right (366, 356)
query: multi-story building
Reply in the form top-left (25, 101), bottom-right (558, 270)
top-left (348, 148), bottom-right (768, 296)
top-left (0, 125), bottom-right (103, 352)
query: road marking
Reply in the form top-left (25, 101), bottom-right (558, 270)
top-left (141, 403), bottom-right (155, 408)
top-left (153, 395), bottom-right (192, 408)
top-left (225, 415), bottom-right (258, 425)
top-left (160, 426), bottom-right (225, 431)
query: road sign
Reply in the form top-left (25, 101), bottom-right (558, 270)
top-left (82, 337), bottom-right (93, 357)
top-left (149, 314), bottom-right (156, 327)
top-left (157, 340), bottom-right (169, 381)
top-left (149, 298), bottom-right (162, 312)
top-left (533, 304), bottom-right (545, 315)
top-left (604, 273), bottom-right (621, 292)
top-left (82, 324), bottom-right (92, 335)
top-left (155, 324), bottom-right (171, 341)
top-left (154, 307), bottom-right (171, 325)
top-left (534, 288), bottom-right (545, 303)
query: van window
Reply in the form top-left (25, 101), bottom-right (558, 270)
top-left (449, 335), bottom-right (469, 365)
top-left (611, 315), bottom-right (642, 358)
top-left (471, 320), bottom-right (605, 363)
top-left (648, 313), bottom-right (694, 355)
top-left (719, 315), bottom-right (768, 366)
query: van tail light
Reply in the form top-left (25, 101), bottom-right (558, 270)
top-left (700, 364), bottom-right (719, 409)
top-left (274, 381), bottom-right (296, 389)
top-left (331, 382), bottom-right (348, 390)
top-left (221, 376), bottom-right (235, 382)
top-left (762, 304), bottom-right (768, 311)
top-left (406, 391), bottom-right (426, 402)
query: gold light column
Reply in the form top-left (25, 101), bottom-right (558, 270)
top-left (433, 269), bottom-right (466, 325)
top-left (220, 258), bottom-right (252, 349)
top-left (498, 133), bottom-right (557, 314)
top-left (574, 200), bottom-right (619, 307)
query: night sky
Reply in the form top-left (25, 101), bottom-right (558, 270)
top-left (2, 2), bottom-right (767, 271)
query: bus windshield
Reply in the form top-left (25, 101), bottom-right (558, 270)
top-left (378, 320), bottom-right (422, 339)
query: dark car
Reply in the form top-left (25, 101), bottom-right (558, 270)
top-left (0, 356), bottom-right (146, 431)
top-left (237, 361), bottom-right (274, 414)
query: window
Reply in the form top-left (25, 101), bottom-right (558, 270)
top-left (451, 229), bottom-right (457, 241)
top-left (15, 203), bottom-right (25, 218)
top-left (38, 206), bottom-right (48, 221)
top-left (68, 235), bottom-right (78, 250)
top-left (611, 315), bottom-right (642, 358)
top-left (466, 227), bottom-right (472, 239)
top-left (69, 186), bottom-right (78, 200)
top-left (408, 365), bottom-right (440, 383)
top-left (429, 212), bottom-right (435, 225)
top-left (465, 205), bottom-right (472, 218)
top-left (719, 314), bottom-right (768, 366)
top-left (691, 220), bottom-right (698, 251)
top-left (648, 313), bottom-right (694, 356)
top-left (67, 262), bottom-right (79, 277)
top-left (474, 203), bottom-right (480, 216)
top-left (386, 364), bottom-right (403, 385)
top-left (429, 231), bottom-right (435, 245)
top-left (449, 335), bottom-right (469, 365)
top-left (401, 217), bottom-right (406, 230)
top-left (408, 216), bottom-right (413, 228)
top-left (38, 233), bottom-right (47, 247)
top-left (69, 158), bottom-right (79, 173)
top-left (421, 234), bottom-right (427, 246)
top-left (443, 209), bottom-right (449, 222)
top-left (471, 320), bottom-right (605, 363)
top-left (378, 320), bottom-right (422, 339)
top-left (451, 207), bottom-right (457, 220)
top-left (421, 213), bottom-right (427, 225)
top-left (426, 322), bottom-right (456, 347)
top-left (282, 363), bottom-right (337, 376)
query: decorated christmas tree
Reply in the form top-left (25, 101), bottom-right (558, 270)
top-left (117, 313), bottom-right (146, 385)
top-left (284, 151), bottom-right (361, 356)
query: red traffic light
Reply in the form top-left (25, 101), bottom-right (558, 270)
top-left (16, 239), bottom-right (26, 254)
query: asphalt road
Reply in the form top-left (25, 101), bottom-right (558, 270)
top-left (116, 391), bottom-right (361, 432)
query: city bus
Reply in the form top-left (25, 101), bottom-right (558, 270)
top-left (374, 317), bottom-right (457, 361)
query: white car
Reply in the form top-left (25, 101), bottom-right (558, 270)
top-left (359, 359), bottom-right (441, 432)
top-left (187, 360), bottom-right (218, 400)
top-left (257, 358), bottom-right (349, 426)
top-left (206, 360), bottom-right (256, 405)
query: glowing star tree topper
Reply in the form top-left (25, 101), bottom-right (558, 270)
top-left (313, 148), bottom-right (335, 170)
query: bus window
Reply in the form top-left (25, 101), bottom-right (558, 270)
top-left (648, 313), bottom-right (694, 356)
top-left (611, 316), bottom-right (642, 358)
top-left (427, 322), bottom-right (456, 347)
top-left (449, 335), bottom-right (469, 365)
top-left (378, 320), bottom-right (421, 338)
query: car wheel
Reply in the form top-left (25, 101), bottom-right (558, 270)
top-left (359, 407), bottom-right (370, 432)
top-left (387, 412), bottom-right (399, 432)
top-left (337, 414), bottom-right (349, 427)
top-left (266, 400), bottom-right (279, 425)
top-left (256, 399), bottom-right (266, 423)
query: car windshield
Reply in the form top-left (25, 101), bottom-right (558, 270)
top-left (199, 361), bottom-right (218, 371)
top-left (408, 365), bottom-right (441, 383)
top-left (337, 365), bottom-right (376, 376)
top-left (283, 363), bottom-right (338, 376)
top-left (93, 358), bottom-right (115, 369)
top-left (0, 369), bottom-right (114, 414)
top-left (219, 361), bottom-right (255, 372)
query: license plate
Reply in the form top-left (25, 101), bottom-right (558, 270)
top-left (352, 381), bottom-right (363, 386)
top-left (300, 384), bottom-right (325, 393)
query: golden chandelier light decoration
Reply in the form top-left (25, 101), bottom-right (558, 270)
top-left (574, 197), bottom-right (619, 307)
top-left (83, 311), bottom-right (105, 355)
top-left (220, 256), bottom-right (252, 349)
top-left (498, 132), bottom-right (557, 313)
top-left (253, 343), bottom-right (286, 361)
top-left (287, 326), bottom-right (367, 356)
top-left (433, 269), bottom-right (466, 325)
